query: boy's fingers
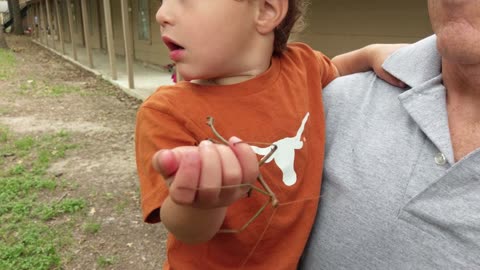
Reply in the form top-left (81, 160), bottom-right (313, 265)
top-left (196, 140), bottom-right (222, 204)
top-left (229, 137), bottom-right (259, 185)
top-left (152, 146), bottom-right (200, 178)
top-left (215, 143), bottom-right (244, 204)
top-left (216, 144), bottom-right (242, 187)
top-left (377, 69), bottom-right (406, 88)
top-left (169, 150), bottom-right (201, 205)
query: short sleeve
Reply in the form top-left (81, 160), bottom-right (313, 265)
top-left (135, 105), bottom-right (196, 223)
top-left (314, 50), bottom-right (338, 88)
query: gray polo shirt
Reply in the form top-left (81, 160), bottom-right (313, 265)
top-left (300, 35), bottom-right (480, 269)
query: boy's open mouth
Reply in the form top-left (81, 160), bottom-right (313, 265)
top-left (163, 37), bottom-right (185, 61)
top-left (162, 37), bottom-right (185, 52)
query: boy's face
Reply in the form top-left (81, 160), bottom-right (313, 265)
top-left (156, 0), bottom-right (259, 82)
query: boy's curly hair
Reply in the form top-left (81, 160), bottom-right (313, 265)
top-left (274, 0), bottom-right (309, 55)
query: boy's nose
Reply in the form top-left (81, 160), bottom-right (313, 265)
top-left (156, 1), bottom-right (173, 27)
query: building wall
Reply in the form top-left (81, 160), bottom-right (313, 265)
top-left (1, 1), bottom-right (8, 25)
top-left (110, 0), bottom-right (169, 67)
top-left (59, 1), bottom-right (71, 42)
top-left (131, 0), bottom-right (170, 67)
top-left (111, 0), bottom-right (125, 56)
top-left (298, 0), bottom-right (433, 57)
top-left (28, 0), bottom-right (434, 70)
top-left (70, 0), bottom-right (85, 46)
top-left (86, 0), bottom-right (102, 49)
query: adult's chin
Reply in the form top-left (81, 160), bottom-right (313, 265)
top-left (436, 27), bottom-right (480, 65)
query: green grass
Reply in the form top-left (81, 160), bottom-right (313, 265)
top-left (83, 221), bottom-right (101, 235)
top-left (97, 255), bottom-right (117, 268)
top-left (0, 128), bottom-right (86, 270)
top-left (0, 107), bottom-right (11, 116)
top-left (44, 84), bottom-right (81, 97)
top-left (17, 81), bottom-right (82, 97)
top-left (0, 48), bottom-right (16, 80)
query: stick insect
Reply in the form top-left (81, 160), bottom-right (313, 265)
top-left (201, 116), bottom-right (280, 234)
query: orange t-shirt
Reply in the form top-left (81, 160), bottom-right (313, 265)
top-left (135, 43), bottom-right (337, 270)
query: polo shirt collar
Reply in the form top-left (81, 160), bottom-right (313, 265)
top-left (383, 35), bottom-right (441, 88)
top-left (383, 35), bottom-right (455, 165)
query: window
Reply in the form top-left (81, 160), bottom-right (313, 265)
top-left (138, 0), bottom-right (150, 41)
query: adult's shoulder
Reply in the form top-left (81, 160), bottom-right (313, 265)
top-left (321, 35), bottom-right (440, 110)
top-left (323, 71), bottom-right (378, 101)
top-left (322, 70), bottom-right (404, 116)
top-left (383, 35), bottom-right (440, 88)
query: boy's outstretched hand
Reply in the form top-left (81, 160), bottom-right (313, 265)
top-left (152, 137), bottom-right (260, 209)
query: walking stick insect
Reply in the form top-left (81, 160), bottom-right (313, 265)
top-left (203, 116), bottom-right (280, 234)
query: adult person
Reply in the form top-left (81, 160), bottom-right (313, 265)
top-left (300, 0), bottom-right (480, 269)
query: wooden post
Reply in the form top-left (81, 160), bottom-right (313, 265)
top-left (45, 0), bottom-right (55, 49)
top-left (66, 0), bottom-right (77, 60)
top-left (121, 0), bottom-right (134, 89)
top-left (80, 0), bottom-right (93, 68)
top-left (34, 3), bottom-right (39, 39)
top-left (103, 0), bottom-right (117, 80)
top-left (40, 0), bottom-right (47, 45)
top-left (54, 0), bottom-right (65, 54)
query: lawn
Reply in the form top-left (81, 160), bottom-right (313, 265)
top-left (0, 127), bottom-right (88, 270)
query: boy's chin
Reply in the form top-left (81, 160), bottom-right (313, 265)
top-left (181, 73), bottom-right (213, 83)
top-left (177, 67), bottom-right (225, 83)
top-left (176, 71), bottom-right (196, 82)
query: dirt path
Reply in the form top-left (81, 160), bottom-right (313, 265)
top-left (1, 35), bottom-right (167, 269)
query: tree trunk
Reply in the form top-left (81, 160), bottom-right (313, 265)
top-left (0, 26), bottom-right (8, 49)
top-left (7, 0), bottom-right (13, 19)
top-left (7, 0), bottom-right (23, 35)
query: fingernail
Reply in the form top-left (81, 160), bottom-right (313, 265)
top-left (199, 140), bottom-right (212, 147)
top-left (229, 136), bottom-right (241, 144)
top-left (157, 149), bottom-right (170, 159)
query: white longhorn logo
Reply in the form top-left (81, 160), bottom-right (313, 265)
top-left (251, 113), bottom-right (309, 186)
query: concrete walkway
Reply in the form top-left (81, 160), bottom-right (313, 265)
top-left (33, 38), bottom-right (174, 101)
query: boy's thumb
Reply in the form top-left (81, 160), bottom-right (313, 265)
top-left (152, 149), bottom-right (179, 178)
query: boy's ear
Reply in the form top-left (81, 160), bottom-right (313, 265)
top-left (255, 0), bottom-right (288, 35)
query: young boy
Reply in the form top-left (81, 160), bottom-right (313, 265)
top-left (135, 0), bottom-right (404, 269)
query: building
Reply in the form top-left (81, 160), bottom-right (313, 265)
top-left (0, 1), bottom-right (9, 25)
top-left (301, 0), bottom-right (432, 57)
top-left (2, 0), bottom-right (30, 30)
top-left (24, 0), bottom-right (433, 99)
